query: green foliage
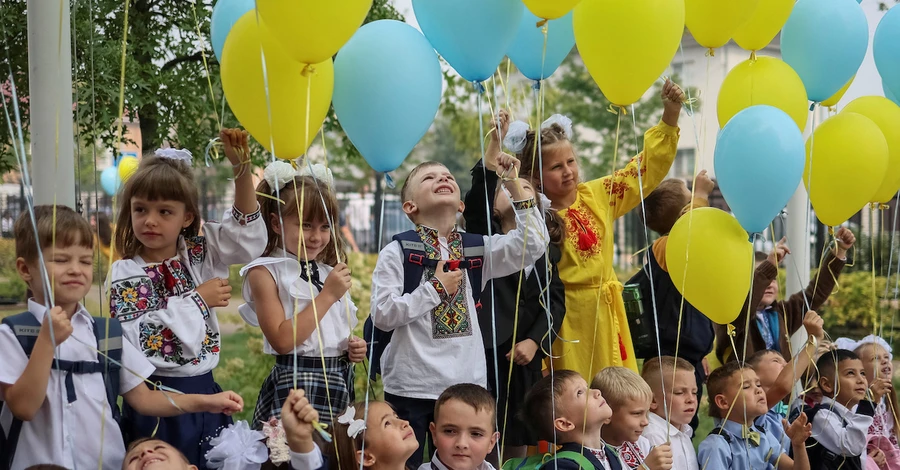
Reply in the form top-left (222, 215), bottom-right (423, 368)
top-left (0, 239), bottom-right (27, 302)
top-left (818, 270), bottom-right (896, 340)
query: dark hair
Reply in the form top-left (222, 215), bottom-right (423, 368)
top-left (706, 361), bottom-right (750, 418)
top-left (114, 155), bottom-right (201, 259)
top-left (256, 175), bottom-right (345, 265)
top-left (642, 179), bottom-right (689, 235)
top-left (401, 161), bottom-right (447, 203)
top-left (521, 369), bottom-right (581, 441)
top-left (15, 205), bottom-right (93, 265)
top-left (747, 349), bottom-right (780, 368)
top-left (434, 383), bottom-right (496, 431)
top-left (326, 401), bottom-right (406, 470)
top-left (93, 212), bottom-right (112, 248)
top-left (124, 438), bottom-right (190, 466)
top-left (817, 349), bottom-right (860, 397)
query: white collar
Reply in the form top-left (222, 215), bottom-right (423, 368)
top-left (428, 453), bottom-right (496, 470)
top-left (648, 411), bottom-right (693, 438)
top-left (820, 396), bottom-right (854, 416)
top-left (27, 299), bottom-right (92, 324)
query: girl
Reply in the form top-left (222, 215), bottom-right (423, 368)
top-left (328, 401), bottom-right (419, 470)
top-left (463, 110), bottom-right (566, 459)
top-left (108, 128), bottom-right (266, 469)
top-left (238, 162), bottom-right (367, 428)
top-left (503, 80), bottom-right (684, 378)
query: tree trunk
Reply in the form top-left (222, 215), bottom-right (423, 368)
top-left (132, 0), bottom-right (160, 152)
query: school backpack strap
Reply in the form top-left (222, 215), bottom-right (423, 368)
top-left (92, 316), bottom-right (124, 422)
top-left (550, 451), bottom-right (596, 470)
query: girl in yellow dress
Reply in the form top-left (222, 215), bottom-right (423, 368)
top-left (502, 80), bottom-right (684, 378)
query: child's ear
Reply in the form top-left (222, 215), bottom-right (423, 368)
top-left (713, 393), bottom-right (731, 415)
top-left (269, 212), bottom-right (283, 235)
top-left (429, 422), bottom-right (436, 436)
top-left (358, 450), bottom-right (376, 468)
top-left (182, 211), bottom-right (195, 229)
top-left (16, 257), bottom-right (33, 284)
top-left (488, 431), bottom-right (500, 452)
top-left (819, 376), bottom-right (833, 396)
top-left (458, 200), bottom-right (465, 214)
top-left (554, 416), bottom-right (575, 433)
top-left (649, 395), bottom-right (659, 412)
top-left (402, 200), bottom-right (417, 217)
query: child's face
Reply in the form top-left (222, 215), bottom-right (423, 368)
top-left (753, 352), bottom-right (787, 391)
top-left (605, 397), bottom-right (651, 445)
top-left (19, 243), bottom-right (93, 311)
top-left (430, 398), bottom-right (499, 470)
top-left (123, 439), bottom-right (196, 470)
top-left (760, 278), bottom-right (779, 308)
top-left (828, 358), bottom-right (870, 406)
top-left (360, 402), bottom-right (419, 467)
top-left (557, 377), bottom-right (613, 434)
top-left (857, 344), bottom-right (893, 384)
top-left (493, 179), bottom-right (535, 224)
top-left (404, 165), bottom-right (463, 217)
top-left (651, 370), bottom-right (698, 427)
top-left (273, 213), bottom-right (331, 261)
top-left (718, 368), bottom-right (768, 422)
top-left (130, 197), bottom-right (194, 260)
top-left (538, 142), bottom-right (579, 202)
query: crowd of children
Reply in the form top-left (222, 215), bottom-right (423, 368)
top-left (2, 78), bottom-right (898, 470)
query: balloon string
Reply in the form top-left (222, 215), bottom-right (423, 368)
top-left (190, 0), bottom-right (222, 130)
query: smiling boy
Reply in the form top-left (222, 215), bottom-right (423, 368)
top-left (424, 384), bottom-right (499, 470)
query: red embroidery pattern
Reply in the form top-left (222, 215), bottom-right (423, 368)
top-left (617, 441), bottom-right (645, 469)
top-left (603, 157), bottom-right (647, 206)
top-left (565, 202), bottom-right (602, 259)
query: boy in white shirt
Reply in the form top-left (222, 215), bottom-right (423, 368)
top-left (0, 206), bottom-right (242, 470)
top-left (640, 356), bottom-right (700, 470)
top-left (370, 158), bottom-right (547, 467)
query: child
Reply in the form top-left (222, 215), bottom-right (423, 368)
top-left (464, 109), bottom-right (567, 460)
top-left (635, 170), bottom-right (715, 431)
top-left (370, 157), bottom-right (548, 467)
top-left (640, 356), bottom-right (700, 470)
top-left (592, 367), bottom-right (673, 470)
top-left (108, 129), bottom-right (266, 467)
top-left (747, 310), bottom-right (825, 452)
top-left (239, 162), bottom-right (366, 427)
top-left (804, 349), bottom-right (892, 470)
top-left (426, 383), bottom-right (499, 470)
top-left (699, 361), bottom-right (811, 469)
top-left (328, 401), bottom-right (420, 470)
top-left (521, 370), bottom-right (622, 469)
top-left (717, 228), bottom-right (854, 363)
top-left (0, 206), bottom-right (243, 470)
top-left (507, 79), bottom-right (685, 379)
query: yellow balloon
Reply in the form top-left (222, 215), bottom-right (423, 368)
top-left (118, 156), bottom-right (139, 183)
top-left (523, 0), bottom-right (581, 20)
top-left (256, 0), bottom-right (372, 65)
top-left (732, 0), bottom-right (794, 51)
top-left (804, 113), bottom-right (889, 226)
top-left (821, 76), bottom-right (854, 108)
top-left (573, 0), bottom-right (685, 106)
top-left (685, 0), bottom-right (760, 49)
top-left (842, 96), bottom-right (900, 203)
top-left (222, 13), bottom-right (334, 160)
top-left (666, 207), bottom-right (754, 325)
top-left (717, 56), bottom-right (808, 130)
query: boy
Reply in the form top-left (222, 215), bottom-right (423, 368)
top-left (371, 158), bottom-right (547, 467)
top-left (747, 310), bottom-right (825, 452)
top-left (425, 384), bottom-right (499, 470)
top-left (635, 169), bottom-right (715, 431)
top-left (0, 206), bottom-right (242, 470)
top-left (716, 228), bottom-right (854, 363)
top-left (699, 361), bottom-right (811, 470)
top-left (803, 349), bottom-right (891, 470)
top-left (640, 356), bottom-right (699, 470)
top-left (522, 370), bottom-right (622, 470)
top-left (591, 367), bottom-right (672, 470)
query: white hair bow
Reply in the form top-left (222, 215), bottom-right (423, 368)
top-left (338, 406), bottom-right (366, 439)
top-left (204, 420), bottom-right (269, 470)
top-left (155, 148), bottom-right (193, 163)
top-left (502, 114), bottom-right (573, 154)
top-left (264, 161), bottom-right (334, 194)
top-left (835, 334), bottom-right (893, 361)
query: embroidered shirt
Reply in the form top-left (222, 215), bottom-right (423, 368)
top-left (614, 437), bottom-right (650, 469)
top-left (869, 397), bottom-right (900, 447)
top-left (643, 412), bottom-right (699, 470)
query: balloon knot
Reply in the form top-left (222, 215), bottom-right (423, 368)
top-left (880, 203), bottom-right (891, 210)
top-left (727, 324), bottom-right (736, 337)
top-left (706, 48), bottom-right (715, 57)
top-left (532, 80), bottom-right (542, 91)
top-left (473, 81), bottom-right (486, 94)
top-left (536, 19), bottom-right (548, 28)
top-left (809, 102), bottom-right (817, 111)
top-left (828, 106), bottom-right (837, 113)
top-left (749, 51), bottom-right (757, 61)
top-left (606, 104), bottom-right (627, 116)
top-left (384, 172), bottom-right (396, 189)
top-left (301, 64), bottom-right (316, 77)
top-left (828, 226), bottom-right (835, 236)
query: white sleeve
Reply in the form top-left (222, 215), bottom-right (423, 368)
top-left (370, 242), bottom-right (443, 331)
top-left (481, 202), bottom-right (548, 287)
top-left (118, 335), bottom-right (157, 394)
top-left (0, 325), bottom-right (27, 391)
top-left (199, 205), bottom-right (267, 277)
top-left (810, 405), bottom-right (874, 456)
top-left (290, 444), bottom-right (324, 470)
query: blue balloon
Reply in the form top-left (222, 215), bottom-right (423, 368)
top-left (333, 20), bottom-right (443, 173)
top-left (874, 6), bottom-right (900, 105)
top-left (782, 0), bottom-right (868, 102)
top-left (211, 0), bottom-right (255, 62)
top-left (412, 0), bottom-right (523, 83)
top-left (885, 81), bottom-right (900, 107)
top-left (507, 10), bottom-right (575, 81)
top-left (714, 105), bottom-right (806, 234)
top-left (100, 166), bottom-right (121, 196)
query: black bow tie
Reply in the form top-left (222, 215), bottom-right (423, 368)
top-left (300, 261), bottom-right (324, 291)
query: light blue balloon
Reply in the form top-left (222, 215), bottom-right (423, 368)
top-left (874, 6), bottom-right (900, 105)
top-left (782, 0), bottom-right (868, 102)
top-left (507, 10), bottom-right (575, 81)
top-left (412, 0), bottom-right (524, 83)
top-left (714, 105), bottom-right (806, 234)
top-left (885, 81), bottom-right (900, 107)
top-left (211, 0), bottom-right (255, 62)
top-left (333, 20), bottom-right (443, 173)
top-left (100, 166), bottom-right (121, 196)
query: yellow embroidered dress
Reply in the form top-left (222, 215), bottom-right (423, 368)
top-left (551, 122), bottom-right (678, 378)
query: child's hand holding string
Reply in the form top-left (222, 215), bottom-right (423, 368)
top-left (220, 128), bottom-right (251, 170)
top-left (498, 154), bottom-right (528, 201)
top-left (645, 443), bottom-right (673, 470)
top-left (434, 260), bottom-right (463, 297)
top-left (322, 263), bottom-right (352, 303)
top-left (767, 237), bottom-right (790, 267)
top-left (196, 278), bottom-right (232, 308)
top-left (870, 377), bottom-right (892, 403)
top-left (784, 412), bottom-right (812, 447)
top-left (282, 389), bottom-right (318, 454)
top-left (347, 336), bottom-right (367, 363)
top-left (199, 390), bottom-right (243, 416)
top-left (486, 110), bottom-right (511, 172)
top-left (661, 79), bottom-right (686, 127)
top-left (834, 227), bottom-right (855, 260)
top-left (802, 311), bottom-right (825, 341)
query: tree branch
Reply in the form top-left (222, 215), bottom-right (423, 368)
top-left (160, 51), bottom-right (213, 71)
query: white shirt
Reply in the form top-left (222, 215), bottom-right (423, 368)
top-left (643, 412), bottom-right (699, 470)
top-left (0, 300), bottom-right (155, 470)
top-left (810, 396), bottom-right (875, 458)
top-left (292, 444), bottom-right (325, 470)
top-left (371, 202), bottom-right (547, 399)
top-left (420, 453), bottom-right (497, 470)
top-left (239, 250), bottom-right (358, 356)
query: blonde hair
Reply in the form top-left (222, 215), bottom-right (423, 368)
top-left (591, 366), bottom-right (653, 409)
top-left (641, 356), bottom-right (695, 391)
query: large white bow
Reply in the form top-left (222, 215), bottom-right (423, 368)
top-left (502, 114), bottom-right (573, 154)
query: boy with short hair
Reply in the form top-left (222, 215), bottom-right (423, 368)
top-left (522, 370), bottom-right (622, 470)
top-left (425, 383), bottom-right (500, 470)
top-left (640, 356), bottom-right (699, 470)
top-left (371, 159), bottom-right (547, 467)
top-left (699, 362), bottom-right (811, 470)
top-left (592, 367), bottom-right (673, 470)
top-left (0, 206), bottom-right (243, 470)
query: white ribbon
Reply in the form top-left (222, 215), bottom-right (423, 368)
top-left (205, 421), bottom-right (269, 470)
top-left (338, 406), bottom-right (366, 439)
top-left (264, 160), bottom-right (334, 193)
top-left (155, 147), bottom-right (193, 163)
top-left (835, 334), bottom-right (894, 360)
top-left (502, 114), bottom-right (573, 154)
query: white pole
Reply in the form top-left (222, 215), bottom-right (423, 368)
top-left (785, 184), bottom-right (811, 295)
top-left (27, 0), bottom-right (76, 209)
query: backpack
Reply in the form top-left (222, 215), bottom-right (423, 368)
top-left (0, 312), bottom-right (123, 470)
top-left (799, 403), bottom-right (862, 470)
top-left (364, 230), bottom-right (485, 379)
top-left (501, 451), bottom-right (595, 470)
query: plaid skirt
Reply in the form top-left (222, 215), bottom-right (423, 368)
top-left (252, 355), bottom-right (354, 428)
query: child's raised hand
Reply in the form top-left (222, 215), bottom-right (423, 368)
top-left (196, 278), bottom-right (232, 308)
top-left (323, 263), bottom-right (352, 302)
top-left (347, 336), bottom-right (367, 363)
top-left (204, 390), bottom-right (244, 415)
top-left (282, 389), bottom-right (318, 453)
top-left (767, 237), bottom-right (790, 266)
top-left (784, 413), bottom-right (812, 447)
top-left (869, 447), bottom-right (887, 469)
top-left (434, 260), bottom-right (463, 297)
top-left (487, 110), bottom-right (512, 171)
top-left (693, 170), bottom-right (715, 199)
top-left (645, 443), bottom-right (673, 470)
top-left (497, 153), bottom-right (520, 180)
top-left (220, 128), bottom-right (251, 168)
top-left (41, 306), bottom-right (73, 345)
top-left (870, 377), bottom-right (892, 402)
top-left (802, 310), bottom-right (825, 341)
top-left (834, 227), bottom-right (856, 259)
top-left (661, 79), bottom-right (685, 127)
